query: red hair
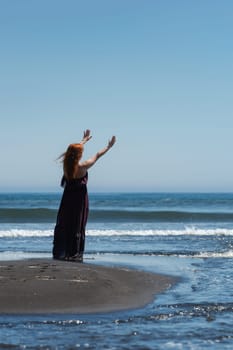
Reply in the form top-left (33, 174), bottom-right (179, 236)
top-left (60, 143), bottom-right (83, 180)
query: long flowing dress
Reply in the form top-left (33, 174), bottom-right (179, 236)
top-left (52, 173), bottom-right (89, 261)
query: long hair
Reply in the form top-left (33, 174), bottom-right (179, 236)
top-left (59, 143), bottom-right (83, 180)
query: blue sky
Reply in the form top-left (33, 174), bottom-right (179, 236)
top-left (0, 0), bottom-right (233, 192)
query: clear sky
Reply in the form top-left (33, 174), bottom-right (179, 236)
top-left (0, 0), bottom-right (233, 192)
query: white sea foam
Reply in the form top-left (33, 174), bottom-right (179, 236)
top-left (194, 250), bottom-right (233, 258)
top-left (1, 227), bottom-right (233, 237)
top-left (87, 228), bottom-right (233, 236)
top-left (0, 229), bottom-right (53, 237)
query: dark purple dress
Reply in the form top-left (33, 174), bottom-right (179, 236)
top-left (52, 173), bottom-right (89, 261)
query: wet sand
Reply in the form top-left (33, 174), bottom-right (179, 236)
top-left (0, 259), bottom-right (176, 314)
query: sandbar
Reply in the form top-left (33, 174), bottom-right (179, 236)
top-left (0, 259), bottom-right (176, 314)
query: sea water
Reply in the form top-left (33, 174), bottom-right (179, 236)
top-left (0, 192), bottom-right (233, 349)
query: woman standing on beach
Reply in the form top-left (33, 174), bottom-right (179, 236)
top-left (53, 130), bottom-right (116, 262)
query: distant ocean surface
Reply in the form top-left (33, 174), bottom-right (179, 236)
top-left (1, 192), bottom-right (233, 349)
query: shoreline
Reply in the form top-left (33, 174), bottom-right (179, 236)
top-left (0, 259), bottom-right (176, 314)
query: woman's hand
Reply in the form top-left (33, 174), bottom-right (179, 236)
top-left (82, 129), bottom-right (92, 144)
top-left (108, 136), bottom-right (116, 149)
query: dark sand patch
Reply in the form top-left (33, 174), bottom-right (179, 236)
top-left (0, 259), bottom-right (176, 314)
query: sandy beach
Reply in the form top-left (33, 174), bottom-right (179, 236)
top-left (0, 259), bottom-right (175, 314)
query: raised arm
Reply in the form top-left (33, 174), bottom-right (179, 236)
top-left (80, 136), bottom-right (116, 170)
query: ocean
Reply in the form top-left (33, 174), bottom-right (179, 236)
top-left (1, 192), bottom-right (233, 349)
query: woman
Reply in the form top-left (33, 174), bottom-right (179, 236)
top-left (53, 129), bottom-right (116, 262)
